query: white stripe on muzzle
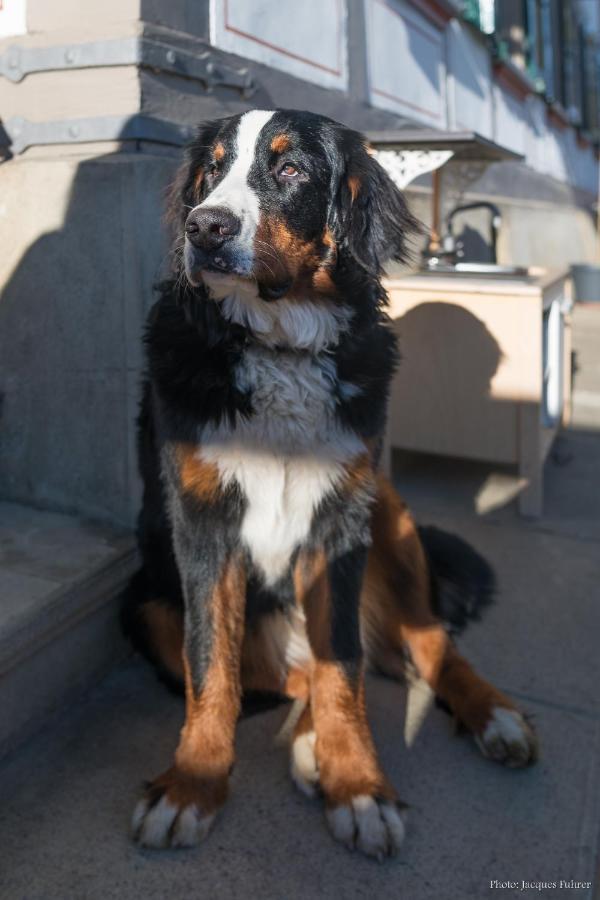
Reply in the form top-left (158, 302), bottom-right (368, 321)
top-left (199, 109), bottom-right (275, 261)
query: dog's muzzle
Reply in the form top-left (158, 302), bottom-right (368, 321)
top-left (184, 206), bottom-right (247, 281)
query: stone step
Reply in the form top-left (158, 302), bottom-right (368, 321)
top-left (0, 501), bottom-right (137, 757)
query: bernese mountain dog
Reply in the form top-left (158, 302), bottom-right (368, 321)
top-left (122, 109), bottom-right (538, 859)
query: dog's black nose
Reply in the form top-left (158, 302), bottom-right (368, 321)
top-left (185, 207), bottom-right (241, 250)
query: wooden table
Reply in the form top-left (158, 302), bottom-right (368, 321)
top-left (382, 269), bottom-right (573, 517)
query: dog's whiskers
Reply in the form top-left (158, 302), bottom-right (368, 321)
top-left (256, 257), bottom-right (277, 280)
top-left (254, 239), bottom-right (282, 266)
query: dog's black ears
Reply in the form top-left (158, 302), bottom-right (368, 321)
top-left (333, 134), bottom-right (421, 275)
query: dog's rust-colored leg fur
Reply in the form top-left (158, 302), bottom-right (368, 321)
top-left (134, 476), bottom-right (538, 766)
top-left (362, 476), bottom-right (538, 766)
top-left (295, 549), bottom-right (395, 804)
top-left (133, 559), bottom-right (246, 847)
top-left (134, 475), bottom-right (537, 831)
top-left (294, 549), bottom-right (406, 857)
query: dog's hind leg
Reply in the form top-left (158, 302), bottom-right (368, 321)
top-left (363, 476), bottom-right (538, 767)
top-left (400, 628), bottom-right (538, 766)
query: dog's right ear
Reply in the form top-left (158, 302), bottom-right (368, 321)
top-left (164, 119), bottom-right (224, 233)
top-left (332, 128), bottom-right (421, 276)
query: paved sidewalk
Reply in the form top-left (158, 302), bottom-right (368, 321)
top-left (0, 305), bottom-right (598, 900)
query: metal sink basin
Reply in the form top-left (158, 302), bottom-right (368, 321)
top-left (423, 262), bottom-right (530, 277)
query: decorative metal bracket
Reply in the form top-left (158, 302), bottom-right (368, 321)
top-left (4, 114), bottom-right (196, 155)
top-left (0, 35), bottom-right (255, 95)
top-left (372, 149), bottom-right (454, 189)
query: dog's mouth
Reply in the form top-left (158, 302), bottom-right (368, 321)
top-left (257, 281), bottom-right (291, 300)
top-left (201, 255), bottom-right (234, 275)
top-left (185, 241), bottom-right (249, 282)
top-left (202, 269), bottom-right (291, 302)
top-left (184, 243), bottom-right (292, 301)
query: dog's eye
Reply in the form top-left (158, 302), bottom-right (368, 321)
top-left (207, 164), bottom-right (220, 180)
top-left (278, 163), bottom-right (299, 180)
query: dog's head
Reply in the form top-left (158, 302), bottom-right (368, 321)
top-left (169, 110), bottom-right (418, 342)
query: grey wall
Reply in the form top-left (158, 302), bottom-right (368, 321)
top-left (0, 148), bottom-right (175, 526)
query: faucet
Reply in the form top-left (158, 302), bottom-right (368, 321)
top-left (444, 201), bottom-right (502, 264)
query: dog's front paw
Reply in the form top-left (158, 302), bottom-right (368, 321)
top-left (132, 767), bottom-right (227, 849)
top-left (326, 795), bottom-right (406, 861)
top-left (474, 706), bottom-right (538, 768)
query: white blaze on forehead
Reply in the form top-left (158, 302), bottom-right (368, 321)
top-left (200, 109), bottom-right (275, 249)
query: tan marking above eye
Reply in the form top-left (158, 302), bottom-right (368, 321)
top-left (271, 133), bottom-right (291, 154)
top-left (214, 142), bottom-right (226, 162)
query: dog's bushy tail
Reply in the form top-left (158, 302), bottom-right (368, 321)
top-left (418, 525), bottom-right (496, 633)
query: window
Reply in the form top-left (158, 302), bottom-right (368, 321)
top-left (461, 0), bottom-right (496, 34)
top-left (461, 0), bottom-right (599, 135)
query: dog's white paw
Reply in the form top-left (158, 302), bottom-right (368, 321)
top-left (475, 706), bottom-right (538, 767)
top-left (290, 729), bottom-right (320, 798)
top-left (326, 795), bottom-right (406, 860)
top-left (132, 794), bottom-right (216, 849)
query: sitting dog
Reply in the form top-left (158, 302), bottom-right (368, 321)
top-left (122, 109), bottom-right (538, 860)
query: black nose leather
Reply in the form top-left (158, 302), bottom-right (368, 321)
top-left (185, 207), bottom-right (241, 250)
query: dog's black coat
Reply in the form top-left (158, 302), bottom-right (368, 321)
top-left (122, 110), bottom-right (495, 701)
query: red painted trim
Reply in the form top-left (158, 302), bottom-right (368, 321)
top-left (409, 0), bottom-right (454, 29)
top-left (223, 0), bottom-right (343, 78)
top-left (493, 60), bottom-right (533, 102)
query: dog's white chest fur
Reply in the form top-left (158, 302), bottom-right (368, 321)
top-left (200, 346), bottom-right (362, 584)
